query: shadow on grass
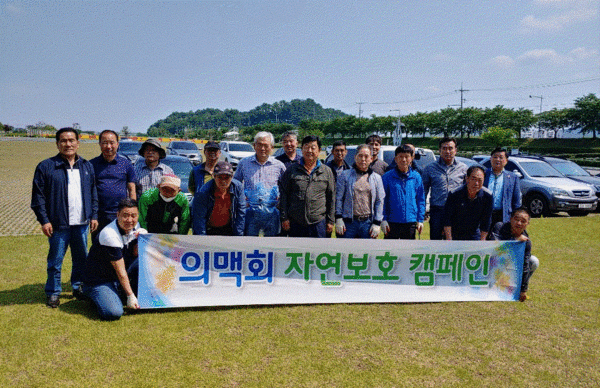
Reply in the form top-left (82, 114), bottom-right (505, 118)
top-left (0, 282), bottom-right (97, 318)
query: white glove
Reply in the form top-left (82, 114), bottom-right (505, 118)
top-left (369, 224), bottom-right (381, 239)
top-left (417, 222), bottom-right (423, 235)
top-left (335, 218), bottom-right (346, 236)
top-left (380, 221), bottom-right (390, 235)
top-left (126, 294), bottom-right (140, 309)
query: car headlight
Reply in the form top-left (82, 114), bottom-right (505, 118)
top-left (550, 187), bottom-right (570, 197)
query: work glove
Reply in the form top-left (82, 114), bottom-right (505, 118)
top-left (126, 294), bottom-right (140, 309)
top-left (335, 218), bottom-right (346, 236)
top-left (369, 224), bottom-right (381, 239)
top-left (380, 221), bottom-right (390, 235)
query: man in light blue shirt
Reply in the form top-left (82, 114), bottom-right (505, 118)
top-left (484, 147), bottom-right (522, 227)
top-left (233, 131), bottom-right (286, 236)
top-left (422, 137), bottom-right (467, 240)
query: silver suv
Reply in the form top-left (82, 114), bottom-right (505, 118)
top-left (482, 156), bottom-right (598, 217)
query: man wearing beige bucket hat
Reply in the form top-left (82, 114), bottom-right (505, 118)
top-left (134, 138), bottom-right (174, 195)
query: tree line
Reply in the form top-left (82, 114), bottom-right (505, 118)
top-left (148, 93), bottom-right (600, 143)
top-left (2, 94), bottom-right (598, 142)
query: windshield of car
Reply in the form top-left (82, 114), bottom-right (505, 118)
top-left (549, 161), bottom-right (590, 177)
top-left (229, 143), bottom-right (254, 152)
top-left (163, 160), bottom-right (193, 178)
top-left (118, 142), bottom-right (142, 153)
top-left (172, 142), bottom-right (198, 151)
top-left (520, 161), bottom-right (564, 178)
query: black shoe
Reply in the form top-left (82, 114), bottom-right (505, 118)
top-left (73, 288), bottom-right (88, 301)
top-left (46, 294), bottom-right (60, 308)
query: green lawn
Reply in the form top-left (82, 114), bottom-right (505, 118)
top-left (1, 138), bottom-right (599, 387)
top-left (1, 215), bottom-right (599, 387)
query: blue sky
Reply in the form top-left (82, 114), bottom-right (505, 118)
top-left (1, 0), bottom-right (598, 133)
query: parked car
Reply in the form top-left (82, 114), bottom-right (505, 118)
top-left (166, 141), bottom-right (202, 165)
top-left (543, 157), bottom-right (600, 205)
top-left (471, 154), bottom-right (489, 164)
top-left (324, 145), bottom-right (436, 171)
top-left (219, 141), bottom-right (255, 168)
top-left (455, 156), bottom-right (483, 168)
top-left (117, 140), bottom-right (143, 163)
top-left (482, 155), bottom-right (598, 217)
top-left (135, 155), bottom-right (194, 203)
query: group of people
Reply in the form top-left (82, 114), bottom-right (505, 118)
top-left (31, 128), bottom-right (539, 320)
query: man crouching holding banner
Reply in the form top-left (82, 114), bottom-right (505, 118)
top-left (83, 198), bottom-right (147, 320)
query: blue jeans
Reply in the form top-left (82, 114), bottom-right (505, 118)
top-left (245, 207), bottom-right (280, 236)
top-left (46, 224), bottom-right (88, 296)
top-left (83, 282), bottom-right (123, 321)
top-left (341, 219), bottom-right (371, 239)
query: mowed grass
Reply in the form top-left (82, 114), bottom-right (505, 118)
top-left (1, 138), bottom-right (599, 387)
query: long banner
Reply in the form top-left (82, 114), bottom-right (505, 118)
top-left (137, 235), bottom-right (525, 308)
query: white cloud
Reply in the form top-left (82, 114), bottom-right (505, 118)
top-left (520, 0), bottom-right (597, 32)
top-left (570, 46), bottom-right (599, 60)
top-left (490, 55), bottom-right (516, 69)
top-left (518, 49), bottom-right (572, 64)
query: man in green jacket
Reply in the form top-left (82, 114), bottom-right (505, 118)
top-left (138, 174), bottom-right (190, 234)
top-left (280, 135), bottom-right (335, 238)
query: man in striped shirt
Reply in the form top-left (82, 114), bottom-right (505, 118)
top-left (133, 138), bottom-right (174, 197)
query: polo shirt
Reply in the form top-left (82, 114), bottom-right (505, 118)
top-left (90, 154), bottom-right (137, 219)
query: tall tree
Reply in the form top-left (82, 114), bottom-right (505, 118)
top-left (537, 108), bottom-right (570, 139)
top-left (569, 93), bottom-right (600, 139)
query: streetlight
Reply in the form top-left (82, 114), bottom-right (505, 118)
top-left (529, 95), bottom-right (543, 114)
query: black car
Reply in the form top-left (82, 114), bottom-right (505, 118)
top-left (117, 140), bottom-right (143, 163)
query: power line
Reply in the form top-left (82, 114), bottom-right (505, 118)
top-left (470, 76), bottom-right (600, 92)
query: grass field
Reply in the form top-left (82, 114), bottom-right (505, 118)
top-left (1, 138), bottom-right (599, 387)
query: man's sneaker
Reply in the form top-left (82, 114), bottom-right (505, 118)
top-left (73, 288), bottom-right (88, 301)
top-left (46, 294), bottom-right (60, 308)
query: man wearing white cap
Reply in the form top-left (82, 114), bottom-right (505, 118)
top-left (138, 174), bottom-right (190, 234)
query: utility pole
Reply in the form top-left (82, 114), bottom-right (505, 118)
top-left (529, 95), bottom-right (544, 137)
top-left (390, 109), bottom-right (404, 146)
top-left (356, 101), bottom-right (366, 118)
top-left (455, 83), bottom-right (469, 110)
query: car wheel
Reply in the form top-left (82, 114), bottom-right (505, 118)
top-left (567, 210), bottom-right (590, 217)
top-left (527, 194), bottom-right (547, 218)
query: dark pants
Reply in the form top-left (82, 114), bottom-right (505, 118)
top-left (429, 206), bottom-right (445, 240)
top-left (385, 222), bottom-right (417, 240)
top-left (207, 224), bottom-right (234, 236)
top-left (289, 219), bottom-right (326, 238)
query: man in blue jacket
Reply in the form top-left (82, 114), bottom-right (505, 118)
top-left (31, 127), bottom-right (98, 308)
top-left (193, 161), bottom-right (246, 236)
top-left (381, 145), bottom-right (426, 239)
top-left (484, 147), bottom-right (522, 227)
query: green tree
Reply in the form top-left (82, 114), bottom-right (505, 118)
top-left (569, 93), bottom-right (600, 139)
top-left (481, 126), bottom-right (517, 147)
top-left (537, 108), bottom-right (570, 139)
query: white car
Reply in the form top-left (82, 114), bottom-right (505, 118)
top-left (219, 141), bottom-right (255, 169)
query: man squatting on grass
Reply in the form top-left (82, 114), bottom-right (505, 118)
top-left (83, 198), bottom-right (145, 321)
top-left (492, 208), bottom-right (539, 302)
top-left (31, 127), bottom-right (98, 308)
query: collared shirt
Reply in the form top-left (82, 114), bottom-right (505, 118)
top-left (134, 161), bottom-right (174, 194)
top-left (67, 166), bottom-right (85, 225)
top-left (488, 171), bottom-right (505, 210)
top-left (90, 154), bottom-right (137, 219)
top-left (422, 158), bottom-right (468, 207)
top-left (233, 155), bottom-right (286, 209)
top-left (326, 159), bottom-right (351, 182)
top-left (275, 152), bottom-right (302, 169)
